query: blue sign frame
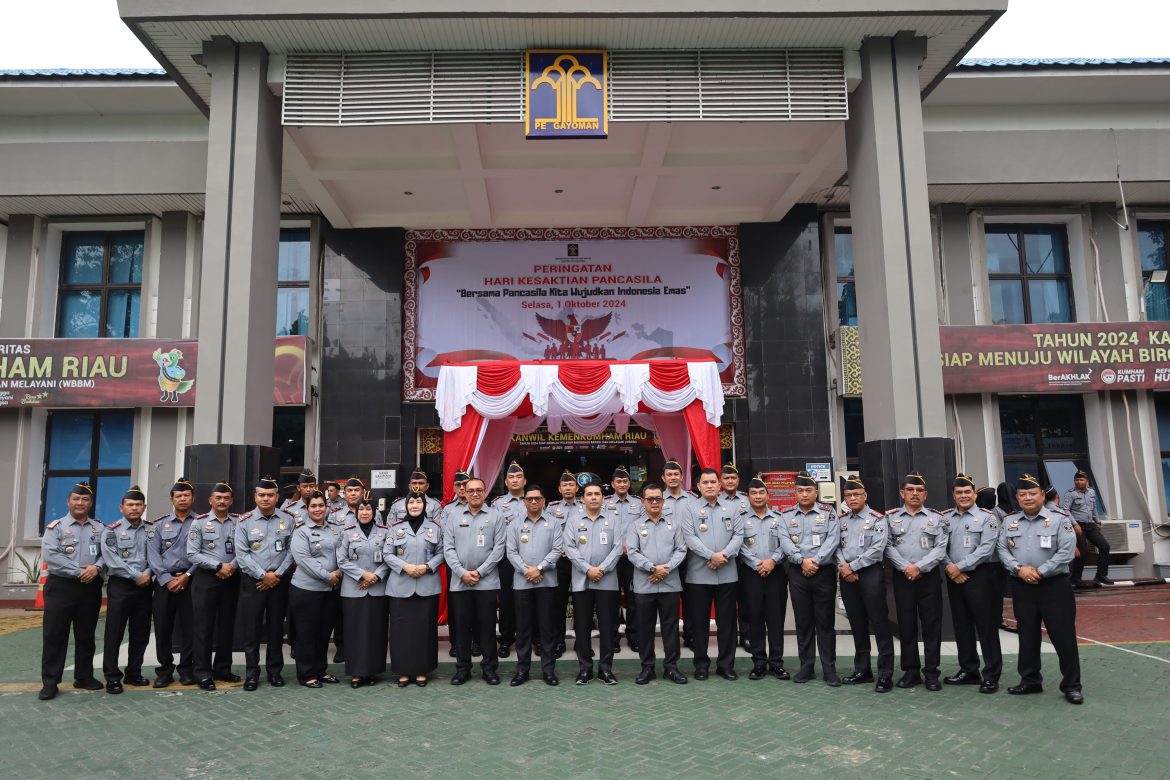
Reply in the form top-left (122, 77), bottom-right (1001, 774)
top-left (525, 50), bottom-right (608, 139)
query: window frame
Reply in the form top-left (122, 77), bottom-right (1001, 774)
top-left (984, 224), bottom-right (1075, 325)
top-left (1137, 219), bottom-right (1170, 322)
top-left (40, 410), bottom-right (134, 530)
top-left (56, 230), bottom-right (145, 339)
top-left (276, 227), bottom-right (312, 337)
top-left (997, 394), bottom-right (1089, 488)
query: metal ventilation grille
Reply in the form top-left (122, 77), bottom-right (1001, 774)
top-left (283, 49), bottom-right (846, 126)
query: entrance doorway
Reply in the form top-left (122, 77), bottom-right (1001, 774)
top-left (497, 423), bottom-right (663, 495)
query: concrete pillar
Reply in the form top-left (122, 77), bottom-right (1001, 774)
top-left (0, 215), bottom-right (41, 338)
top-left (192, 39), bottom-right (282, 447)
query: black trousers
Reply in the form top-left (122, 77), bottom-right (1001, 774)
top-left (1013, 574), bottom-right (1081, 692)
top-left (289, 586), bottom-right (333, 682)
top-left (191, 568), bottom-right (239, 681)
top-left (786, 564), bottom-right (837, 676)
top-left (514, 586), bottom-right (556, 676)
top-left (679, 564), bottom-right (692, 643)
top-left (1070, 523), bottom-right (1112, 582)
top-left (450, 588), bottom-right (500, 674)
top-left (736, 564), bottom-right (751, 641)
top-left (684, 581), bottom-right (737, 674)
top-left (635, 591), bottom-right (681, 672)
top-left (839, 564), bottom-right (894, 677)
top-left (614, 556), bottom-right (638, 643)
top-left (103, 576), bottom-right (153, 682)
top-left (573, 588), bottom-right (619, 673)
top-left (41, 574), bottom-right (103, 687)
top-left (892, 567), bottom-right (942, 678)
top-left (237, 574), bottom-right (290, 678)
top-left (741, 563), bottom-right (788, 670)
top-left (946, 564), bottom-right (1003, 682)
top-left (553, 556), bottom-right (572, 646)
top-left (153, 580), bottom-right (194, 679)
top-left (497, 559), bottom-right (515, 645)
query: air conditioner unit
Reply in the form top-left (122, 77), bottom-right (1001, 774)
top-left (1094, 518), bottom-right (1145, 555)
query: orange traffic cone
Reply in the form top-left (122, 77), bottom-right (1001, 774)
top-left (32, 562), bottom-right (48, 610)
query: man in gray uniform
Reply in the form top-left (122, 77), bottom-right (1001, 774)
top-left (547, 470), bottom-right (583, 658)
top-left (836, 477), bottom-right (894, 692)
top-left (739, 475), bottom-right (789, 680)
top-left (101, 485), bottom-right (153, 693)
top-left (491, 462), bottom-right (527, 657)
top-left (681, 467), bottom-right (744, 680)
top-left (188, 481), bottom-right (241, 690)
top-left (506, 484), bottom-right (563, 686)
top-left (146, 478), bottom-right (198, 687)
top-left (38, 481), bottom-right (106, 700)
top-left (1065, 469), bottom-right (1112, 586)
top-left (627, 483), bottom-right (688, 684)
top-left (387, 470), bottom-right (443, 523)
top-left (776, 471), bottom-right (841, 686)
top-left (1000, 473), bottom-right (1083, 704)
top-left (661, 459), bottom-right (694, 648)
top-left (942, 473), bottom-right (1003, 694)
top-left (718, 464), bottom-right (752, 649)
top-left (325, 482), bottom-right (345, 514)
top-left (281, 470), bottom-right (317, 518)
top-left (565, 482), bottom-right (624, 685)
top-left (886, 472), bottom-right (948, 691)
top-left (444, 477), bottom-right (506, 685)
top-left (234, 476), bottom-right (295, 690)
top-left (608, 466), bottom-right (643, 653)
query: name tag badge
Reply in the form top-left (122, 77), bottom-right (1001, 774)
top-left (275, 540), bottom-right (284, 553)
top-left (476, 533), bottom-right (486, 548)
top-left (374, 550), bottom-right (383, 563)
top-left (810, 534), bottom-right (821, 546)
top-left (225, 540), bottom-right (234, 555)
top-left (724, 519), bottom-right (732, 531)
top-left (88, 543), bottom-right (98, 557)
top-left (599, 532), bottom-right (608, 546)
top-left (1040, 535), bottom-right (1053, 549)
top-left (920, 536), bottom-right (930, 550)
top-left (963, 535), bottom-right (973, 548)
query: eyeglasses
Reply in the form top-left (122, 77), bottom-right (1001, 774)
top-left (642, 497), bottom-right (664, 503)
top-left (465, 488), bottom-right (485, 494)
top-left (523, 496), bottom-right (545, 502)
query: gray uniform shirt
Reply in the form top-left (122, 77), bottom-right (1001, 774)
top-left (564, 510), bottom-right (624, 591)
top-left (681, 497), bottom-right (744, 585)
top-left (387, 495), bottom-right (443, 525)
top-left (382, 518), bottom-right (444, 598)
top-left (42, 515), bottom-right (106, 577)
top-left (146, 512), bottom-right (196, 584)
top-left (885, 506), bottom-right (948, 572)
top-left (941, 506), bottom-right (1000, 572)
top-left (491, 493), bottom-right (526, 527)
top-left (290, 520), bottom-right (339, 591)
top-left (101, 517), bottom-right (151, 581)
top-left (506, 511), bottom-right (564, 590)
top-left (739, 507), bottom-right (785, 570)
top-left (626, 513), bottom-right (687, 593)
top-left (186, 513), bottom-right (237, 571)
top-left (443, 505), bottom-right (506, 591)
top-left (998, 510), bottom-right (1077, 578)
top-left (835, 505), bottom-right (888, 571)
top-left (337, 521), bottom-right (391, 598)
top-left (233, 509), bottom-right (295, 580)
top-left (1062, 487), bottom-right (1098, 526)
top-left (604, 494), bottom-right (645, 539)
top-left (282, 498), bottom-right (310, 526)
top-left (776, 503), bottom-right (840, 566)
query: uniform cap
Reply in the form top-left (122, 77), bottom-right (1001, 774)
top-left (171, 477), bottom-right (194, 493)
top-left (1074, 469), bottom-right (1089, 479)
top-left (409, 469), bottom-right (428, 482)
top-left (747, 474), bottom-right (767, 490)
top-left (795, 470), bottom-right (817, 487)
top-left (454, 471), bottom-right (472, 483)
top-left (344, 476), bottom-right (364, 488)
top-left (842, 476), bottom-right (865, 491)
top-left (612, 466), bottom-right (630, 480)
top-left (211, 481), bottom-right (233, 494)
top-left (1015, 473), bottom-right (1042, 491)
top-left (506, 462), bottom-right (525, 475)
top-left (122, 485), bottom-right (146, 501)
top-left (297, 470), bottom-right (317, 485)
top-left (952, 473), bottom-right (975, 488)
top-left (721, 463), bottom-right (738, 475)
top-left (70, 481), bottom-right (94, 496)
top-left (975, 486), bottom-right (997, 511)
top-left (1044, 486), bottom-right (1059, 503)
top-left (255, 476), bottom-right (279, 491)
top-left (358, 490), bottom-right (374, 508)
top-left (903, 472), bottom-right (926, 487)
top-left (663, 460), bottom-right (682, 472)
top-left (559, 469), bottom-right (576, 483)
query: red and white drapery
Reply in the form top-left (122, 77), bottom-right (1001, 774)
top-left (438, 359), bottom-right (725, 500)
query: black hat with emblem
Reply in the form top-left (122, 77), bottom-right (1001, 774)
top-left (721, 463), bottom-right (738, 475)
top-left (952, 473), bottom-right (976, 488)
top-left (211, 480), bottom-right (233, 494)
top-left (70, 480), bottom-right (94, 497)
top-left (506, 462), bottom-right (525, 475)
top-left (747, 474), bottom-right (767, 490)
top-left (1014, 473), bottom-right (1042, 491)
top-left (612, 466), bottom-right (630, 480)
top-left (171, 477), bottom-right (195, 494)
top-left (344, 476), bottom-right (364, 489)
top-left (559, 469), bottom-right (576, 483)
top-left (122, 485), bottom-right (146, 502)
top-left (663, 460), bottom-right (682, 472)
top-left (255, 475), bottom-right (280, 491)
top-left (903, 472), bottom-right (927, 488)
top-left (297, 470), bottom-right (316, 485)
top-left (842, 476), bottom-right (865, 491)
top-left (795, 470), bottom-right (817, 487)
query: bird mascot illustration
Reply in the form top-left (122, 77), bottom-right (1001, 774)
top-left (152, 348), bottom-right (194, 403)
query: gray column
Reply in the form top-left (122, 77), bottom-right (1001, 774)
top-left (192, 39), bottom-right (282, 447)
top-left (0, 215), bottom-right (41, 338)
top-left (845, 33), bottom-right (947, 441)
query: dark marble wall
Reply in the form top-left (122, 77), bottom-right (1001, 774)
top-left (736, 206), bottom-right (834, 474)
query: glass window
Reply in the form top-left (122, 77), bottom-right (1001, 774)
top-left (1138, 221), bottom-right (1170, 322)
top-left (998, 395), bottom-right (1088, 487)
top-left (273, 407), bottom-right (306, 469)
top-left (276, 287), bottom-right (309, 337)
top-left (834, 227), bottom-right (858, 327)
top-left (279, 229), bottom-right (312, 282)
top-left (47, 413), bottom-right (97, 471)
top-left (41, 411), bottom-right (134, 529)
top-left (986, 225), bottom-right (1074, 324)
top-left (56, 231), bottom-right (145, 339)
top-left (276, 228), bottom-right (312, 335)
top-left (842, 398), bottom-right (864, 469)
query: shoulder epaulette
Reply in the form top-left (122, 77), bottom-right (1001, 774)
top-left (46, 519), bottom-right (60, 529)
top-left (342, 524), bottom-right (355, 531)
top-left (865, 508), bottom-right (885, 518)
top-left (941, 508), bottom-right (956, 515)
top-left (886, 508), bottom-right (900, 515)
top-left (294, 518), bottom-right (305, 528)
top-left (108, 520), bottom-right (123, 529)
top-left (194, 512), bottom-right (209, 519)
top-left (376, 521), bottom-right (388, 528)
top-left (817, 502), bottom-right (835, 511)
top-left (233, 511), bottom-right (250, 519)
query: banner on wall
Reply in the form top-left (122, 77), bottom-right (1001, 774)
top-left (759, 471), bottom-right (798, 512)
top-left (0, 336), bottom-right (309, 408)
top-left (403, 227), bottom-right (746, 401)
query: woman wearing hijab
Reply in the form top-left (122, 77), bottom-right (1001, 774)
top-left (338, 492), bottom-right (390, 687)
top-left (288, 491), bottom-right (341, 688)
top-left (384, 492), bottom-right (444, 687)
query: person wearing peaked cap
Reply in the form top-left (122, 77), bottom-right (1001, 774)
top-left (1000, 473), bottom-right (1083, 704)
top-left (289, 490), bottom-right (343, 688)
top-left (836, 476), bottom-right (895, 692)
top-left (739, 475), bottom-right (791, 681)
top-left (490, 462), bottom-right (527, 658)
top-left (281, 470), bottom-right (318, 515)
top-left (338, 492), bottom-right (390, 687)
top-left (718, 463), bottom-right (752, 652)
top-left (234, 475), bottom-right (296, 690)
top-left (385, 491), bottom-right (444, 687)
top-left (941, 474), bottom-right (1003, 694)
top-left (387, 471), bottom-right (442, 526)
top-left (660, 459), bottom-right (695, 648)
top-left (1065, 469), bottom-right (1112, 587)
top-left (100, 485), bottom-right (154, 694)
top-left (325, 481), bottom-right (345, 513)
top-left (546, 469), bottom-right (583, 658)
top-left (38, 481), bottom-right (107, 700)
top-left (608, 466), bottom-right (642, 654)
top-left (146, 478), bottom-right (199, 688)
top-left (324, 478), bottom-right (367, 664)
top-left (188, 480), bottom-right (242, 690)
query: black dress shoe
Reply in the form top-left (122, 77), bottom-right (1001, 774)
top-left (106, 682), bottom-right (124, 695)
top-left (748, 666), bottom-right (767, 680)
top-left (693, 668), bottom-right (709, 681)
top-left (351, 678), bottom-right (363, 689)
top-left (715, 668), bottom-right (738, 681)
top-left (842, 671), bottom-right (874, 685)
top-left (627, 641), bottom-right (640, 653)
top-left (178, 676), bottom-right (197, 686)
top-left (73, 679), bottom-right (103, 691)
top-left (896, 672), bottom-right (922, 689)
top-left (665, 669), bottom-right (688, 685)
top-left (875, 677), bottom-right (893, 693)
top-left (268, 674), bottom-right (286, 687)
top-left (243, 678), bottom-right (259, 691)
top-left (397, 677), bottom-right (410, 688)
top-left (510, 672), bottom-right (530, 687)
top-left (792, 670), bottom-right (813, 684)
top-left (600, 670), bottom-right (618, 685)
top-left (552, 642), bottom-right (566, 658)
top-left (636, 669), bottom-right (656, 685)
top-left (1096, 576), bottom-right (1114, 585)
top-left (498, 643), bottom-right (512, 659)
top-left (1008, 683), bottom-right (1044, 695)
top-left (575, 670), bottom-right (593, 685)
top-left (415, 677), bottom-right (428, 688)
top-left (38, 685), bottom-right (58, 701)
top-left (198, 679), bottom-right (217, 691)
top-left (979, 680), bottom-right (999, 694)
top-left (483, 671), bottom-right (502, 686)
top-left (450, 670), bottom-right (471, 686)
top-left (214, 673), bottom-right (242, 683)
top-left (471, 642), bottom-right (483, 657)
top-left (320, 674), bottom-right (340, 684)
top-left (301, 680), bottom-right (323, 689)
top-left (924, 678), bottom-right (942, 691)
top-left (771, 667), bottom-right (791, 681)
top-left (153, 676), bottom-right (174, 689)
top-left (543, 673), bottom-right (559, 686)
top-left (125, 675), bottom-right (150, 686)
top-left (1065, 690), bottom-right (1084, 704)
top-left (944, 671), bottom-right (981, 685)
top-left (824, 673), bottom-right (842, 688)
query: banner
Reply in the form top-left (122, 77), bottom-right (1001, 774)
top-left (510, 428), bottom-right (655, 450)
top-left (759, 471), bottom-right (798, 512)
top-left (0, 336), bottom-right (309, 409)
top-left (940, 322), bottom-right (1170, 393)
top-left (403, 227), bottom-right (745, 400)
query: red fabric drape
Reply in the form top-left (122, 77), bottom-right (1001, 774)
top-left (682, 399), bottom-right (721, 471)
top-left (476, 361), bottom-right (522, 395)
top-left (557, 361), bottom-right (611, 395)
top-left (442, 407), bottom-right (485, 503)
top-left (648, 360), bottom-right (690, 392)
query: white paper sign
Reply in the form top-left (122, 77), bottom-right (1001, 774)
top-left (370, 469), bottom-right (396, 489)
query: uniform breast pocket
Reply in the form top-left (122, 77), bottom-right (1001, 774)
top-left (1004, 529), bottom-right (1023, 549)
top-left (744, 535), bottom-right (757, 547)
top-left (160, 529), bottom-right (181, 549)
top-left (919, 527), bottom-right (940, 549)
top-left (115, 537), bottom-right (136, 558)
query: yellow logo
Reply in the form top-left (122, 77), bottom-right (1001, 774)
top-left (525, 50), bottom-right (608, 139)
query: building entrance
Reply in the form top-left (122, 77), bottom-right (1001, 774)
top-left (498, 424), bottom-right (663, 495)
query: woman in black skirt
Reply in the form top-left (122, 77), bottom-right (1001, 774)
top-left (337, 493), bottom-right (390, 688)
top-left (288, 491), bottom-right (341, 688)
top-left (384, 492), bottom-right (444, 687)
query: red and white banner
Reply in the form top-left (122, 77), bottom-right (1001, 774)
top-left (403, 227), bottom-right (745, 400)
